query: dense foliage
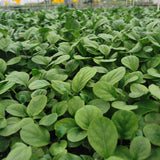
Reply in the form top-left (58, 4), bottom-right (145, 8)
top-left (0, 6), bottom-right (160, 160)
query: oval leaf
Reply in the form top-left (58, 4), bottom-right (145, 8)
top-left (20, 123), bottom-right (50, 147)
top-left (112, 101), bottom-right (138, 111)
top-left (149, 84), bottom-right (160, 100)
top-left (52, 101), bottom-right (68, 116)
top-left (143, 124), bottom-right (160, 146)
top-left (27, 95), bottom-right (47, 116)
top-left (100, 67), bottom-right (126, 85)
top-left (72, 67), bottom-right (97, 93)
top-left (7, 57), bottom-right (21, 66)
top-left (112, 110), bottom-right (138, 139)
top-left (39, 113), bottom-right (58, 126)
top-left (88, 99), bottom-right (110, 113)
top-left (68, 96), bottom-right (84, 116)
top-left (6, 104), bottom-right (27, 117)
top-left (88, 117), bottom-right (118, 158)
top-left (0, 117), bottom-right (21, 136)
top-left (121, 55), bottom-right (139, 71)
top-left (93, 81), bottom-right (117, 101)
top-left (75, 105), bottom-right (103, 130)
top-left (29, 80), bottom-right (50, 90)
top-left (6, 142), bottom-right (32, 160)
top-left (130, 136), bottom-right (151, 160)
top-left (129, 83), bottom-right (148, 98)
top-left (0, 81), bottom-right (15, 95)
top-left (145, 113), bottom-right (160, 125)
top-left (0, 58), bottom-right (7, 73)
top-left (49, 140), bottom-right (67, 156)
top-left (6, 71), bottom-right (29, 87)
top-left (67, 127), bottom-right (87, 142)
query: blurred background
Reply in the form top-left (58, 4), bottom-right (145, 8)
top-left (0, 0), bottom-right (159, 9)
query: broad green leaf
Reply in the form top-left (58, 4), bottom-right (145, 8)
top-left (124, 71), bottom-right (144, 86)
top-left (129, 42), bottom-right (142, 53)
top-left (0, 117), bottom-right (21, 136)
top-left (114, 146), bottom-right (132, 160)
top-left (27, 95), bottom-right (47, 116)
top-left (0, 81), bottom-right (15, 95)
top-left (6, 142), bottom-right (32, 160)
top-left (6, 71), bottom-right (29, 87)
top-left (0, 99), bottom-right (18, 117)
top-left (94, 18), bottom-right (109, 29)
top-left (30, 148), bottom-right (44, 160)
top-left (147, 32), bottom-right (160, 47)
top-left (75, 105), bottom-right (103, 130)
top-left (67, 127), bottom-right (87, 142)
top-left (105, 156), bottom-right (123, 160)
top-left (51, 80), bottom-right (70, 95)
top-left (149, 84), bottom-right (160, 100)
top-left (80, 155), bottom-right (93, 160)
top-left (20, 123), bottom-right (50, 147)
top-left (93, 57), bottom-right (116, 64)
top-left (129, 83), bottom-right (148, 98)
top-left (72, 67), bottom-right (97, 93)
top-left (23, 27), bottom-right (38, 40)
top-left (19, 118), bottom-right (34, 128)
top-left (93, 66), bottom-right (108, 73)
top-left (55, 126), bottom-right (67, 139)
top-left (16, 91), bottom-right (31, 103)
top-left (145, 113), bottom-right (160, 125)
top-left (83, 38), bottom-right (99, 50)
top-left (112, 101), bottom-right (138, 111)
top-left (39, 113), bottom-right (58, 126)
top-left (65, 17), bottom-right (80, 30)
top-left (68, 96), bottom-right (84, 116)
top-left (99, 45), bottom-right (111, 57)
top-left (98, 33), bottom-right (113, 41)
top-left (49, 140), bottom-right (67, 156)
top-left (51, 55), bottom-right (70, 65)
top-left (100, 67), bottom-right (126, 85)
top-left (130, 136), bottom-right (151, 160)
top-left (74, 55), bottom-right (91, 60)
top-left (7, 42), bottom-right (22, 54)
top-left (147, 68), bottom-right (160, 78)
top-left (31, 89), bottom-right (47, 97)
top-left (134, 100), bottom-right (159, 115)
top-left (146, 147), bottom-right (160, 160)
top-left (143, 46), bottom-right (153, 52)
top-left (53, 152), bottom-right (82, 160)
top-left (147, 55), bottom-right (160, 68)
top-left (121, 55), bottom-right (139, 71)
top-left (0, 37), bottom-right (12, 51)
top-left (54, 118), bottom-right (77, 133)
top-left (93, 81), bottom-right (117, 101)
top-left (65, 59), bottom-right (79, 73)
top-left (0, 58), bottom-right (7, 73)
top-left (58, 42), bottom-right (71, 54)
top-left (52, 101), bottom-right (68, 116)
top-left (112, 110), bottom-right (138, 139)
top-left (47, 31), bottom-right (60, 44)
top-left (124, 75), bottom-right (138, 87)
top-left (29, 80), bottom-right (50, 90)
top-left (7, 57), bottom-right (21, 65)
top-left (88, 99), bottom-right (110, 113)
top-left (46, 69), bottom-right (68, 81)
top-left (88, 117), bottom-right (118, 158)
top-left (143, 124), bottom-right (160, 146)
top-left (0, 117), bottom-right (7, 129)
top-left (32, 56), bottom-right (51, 65)
top-left (6, 104), bottom-right (27, 117)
